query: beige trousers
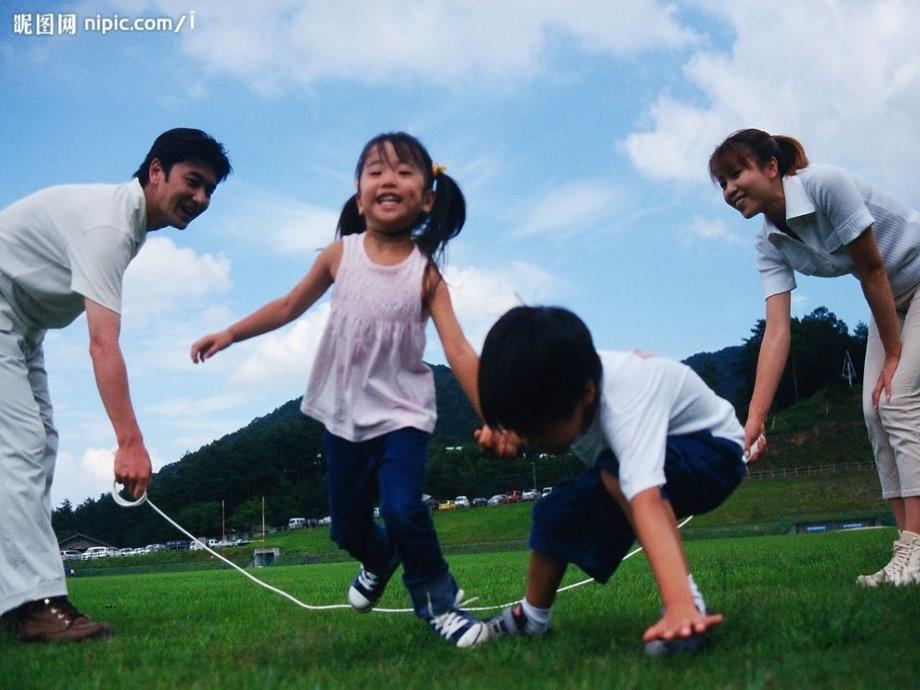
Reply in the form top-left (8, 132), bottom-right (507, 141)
top-left (863, 285), bottom-right (920, 499)
top-left (0, 295), bottom-right (66, 616)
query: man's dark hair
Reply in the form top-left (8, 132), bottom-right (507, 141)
top-left (478, 306), bottom-right (602, 437)
top-left (133, 128), bottom-right (232, 186)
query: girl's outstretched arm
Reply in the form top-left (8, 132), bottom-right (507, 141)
top-left (426, 267), bottom-right (522, 456)
top-left (191, 241), bottom-right (341, 363)
top-left (426, 266), bottom-right (481, 418)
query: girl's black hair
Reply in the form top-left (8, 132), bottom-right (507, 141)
top-left (336, 132), bottom-right (465, 266)
top-left (479, 306), bottom-right (602, 438)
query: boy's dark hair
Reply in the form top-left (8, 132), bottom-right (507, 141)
top-left (479, 306), bottom-right (602, 437)
top-left (336, 132), bottom-right (465, 266)
top-left (133, 128), bottom-right (232, 186)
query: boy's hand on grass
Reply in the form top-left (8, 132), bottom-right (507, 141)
top-left (643, 603), bottom-right (723, 643)
top-left (474, 426), bottom-right (520, 457)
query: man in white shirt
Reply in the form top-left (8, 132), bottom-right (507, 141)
top-left (0, 128), bottom-right (231, 642)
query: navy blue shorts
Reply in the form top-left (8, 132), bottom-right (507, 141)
top-left (529, 431), bottom-right (745, 583)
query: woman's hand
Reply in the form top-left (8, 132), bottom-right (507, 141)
top-left (744, 417), bottom-right (767, 463)
top-left (872, 353), bottom-right (900, 408)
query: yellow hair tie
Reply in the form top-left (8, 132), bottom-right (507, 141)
top-left (432, 163), bottom-right (447, 177)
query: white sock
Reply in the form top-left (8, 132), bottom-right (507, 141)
top-left (522, 599), bottom-right (551, 632)
top-left (687, 573), bottom-right (707, 614)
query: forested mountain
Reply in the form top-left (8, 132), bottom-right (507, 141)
top-left (53, 307), bottom-right (869, 546)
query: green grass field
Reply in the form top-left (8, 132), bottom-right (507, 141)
top-left (3, 528), bottom-right (919, 689)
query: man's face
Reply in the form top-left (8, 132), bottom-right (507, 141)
top-left (146, 159), bottom-right (218, 230)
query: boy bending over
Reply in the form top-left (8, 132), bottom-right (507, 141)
top-left (477, 306), bottom-right (746, 652)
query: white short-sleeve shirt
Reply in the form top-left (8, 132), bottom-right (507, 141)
top-left (570, 351), bottom-right (744, 501)
top-left (0, 180), bottom-right (147, 329)
top-left (756, 164), bottom-right (920, 300)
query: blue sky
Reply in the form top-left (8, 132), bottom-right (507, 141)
top-left (3, 0), bottom-right (919, 506)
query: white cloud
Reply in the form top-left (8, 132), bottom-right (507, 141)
top-left (51, 446), bottom-right (168, 507)
top-left (684, 215), bottom-right (749, 247)
top-left (623, 0), bottom-right (920, 198)
top-left (146, 393), bottom-right (248, 418)
top-left (115, 0), bottom-right (698, 90)
top-left (511, 180), bottom-right (622, 238)
top-left (231, 302), bottom-right (331, 388)
top-left (123, 237), bottom-right (232, 316)
top-left (438, 262), bottom-right (559, 350)
top-left (216, 187), bottom-right (340, 255)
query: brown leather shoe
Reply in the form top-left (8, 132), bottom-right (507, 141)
top-left (14, 597), bottom-right (113, 643)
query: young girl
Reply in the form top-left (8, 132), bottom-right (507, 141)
top-left (709, 128), bottom-right (920, 587)
top-left (191, 132), bottom-right (488, 647)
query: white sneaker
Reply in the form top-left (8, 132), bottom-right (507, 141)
top-left (890, 531), bottom-right (920, 587)
top-left (857, 533), bottom-right (912, 587)
top-left (348, 557), bottom-right (398, 612)
top-left (428, 608), bottom-right (489, 648)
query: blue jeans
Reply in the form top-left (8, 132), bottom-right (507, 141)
top-left (323, 428), bottom-right (459, 618)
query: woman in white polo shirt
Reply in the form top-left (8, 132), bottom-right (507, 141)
top-left (708, 128), bottom-right (920, 587)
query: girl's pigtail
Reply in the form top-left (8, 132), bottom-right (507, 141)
top-left (336, 194), bottom-right (365, 238)
top-left (416, 171), bottom-right (466, 266)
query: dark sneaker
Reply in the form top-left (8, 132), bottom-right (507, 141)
top-left (643, 633), bottom-right (710, 656)
top-left (428, 608), bottom-right (489, 648)
top-left (348, 557), bottom-right (398, 612)
top-left (14, 597), bottom-right (112, 643)
top-left (487, 603), bottom-right (548, 637)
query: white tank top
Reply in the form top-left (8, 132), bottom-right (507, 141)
top-left (301, 232), bottom-right (436, 441)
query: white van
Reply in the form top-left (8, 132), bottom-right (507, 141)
top-left (83, 546), bottom-right (110, 559)
top-left (288, 517), bottom-right (307, 529)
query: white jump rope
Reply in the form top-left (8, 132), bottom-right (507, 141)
top-left (111, 436), bottom-right (763, 615)
top-left (111, 481), bottom-right (695, 615)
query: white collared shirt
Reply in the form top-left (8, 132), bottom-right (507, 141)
top-left (570, 351), bottom-right (743, 502)
top-left (756, 164), bottom-right (920, 301)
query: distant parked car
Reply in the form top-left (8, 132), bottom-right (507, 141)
top-left (318, 516), bottom-right (332, 526)
top-left (166, 539), bottom-right (189, 551)
top-left (541, 486), bottom-right (553, 498)
top-left (488, 494), bottom-right (506, 506)
top-left (288, 517), bottom-right (307, 529)
top-left (145, 543), bottom-right (166, 553)
top-left (438, 500), bottom-right (455, 511)
top-left (505, 490), bottom-right (522, 503)
top-left (454, 496), bottom-right (469, 509)
top-left (471, 497), bottom-right (488, 508)
top-left (82, 546), bottom-right (110, 560)
top-left (118, 547), bottom-right (135, 557)
top-left (60, 549), bottom-right (83, 561)
top-left (522, 489), bottom-right (539, 501)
